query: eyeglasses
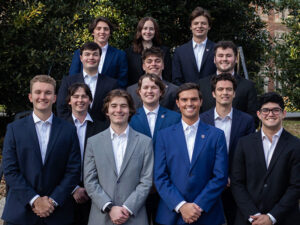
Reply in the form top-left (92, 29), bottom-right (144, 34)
top-left (260, 107), bottom-right (283, 115)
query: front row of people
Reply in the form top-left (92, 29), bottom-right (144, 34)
top-left (2, 74), bottom-right (300, 225)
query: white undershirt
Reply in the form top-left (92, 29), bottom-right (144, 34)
top-left (182, 119), bottom-right (200, 162)
top-left (98, 43), bottom-right (108, 74)
top-left (193, 38), bottom-right (207, 72)
top-left (83, 71), bottom-right (98, 107)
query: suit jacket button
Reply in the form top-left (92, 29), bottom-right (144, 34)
top-left (264, 184), bottom-right (267, 188)
top-left (117, 180), bottom-right (120, 184)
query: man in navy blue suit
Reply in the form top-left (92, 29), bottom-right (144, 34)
top-left (154, 83), bottom-right (228, 225)
top-left (200, 73), bottom-right (255, 225)
top-left (2, 75), bottom-right (81, 225)
top-left (130, 74), bottom-right (181, 224)
top-left (172, 7), bottom-right (216, 85)
top-left (57, 42), bottom-right (118, 121)
top-left (69, 16), bottom-right (128, 88)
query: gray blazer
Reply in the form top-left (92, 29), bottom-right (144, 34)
top-left (84, 126), bottom-right (153, 225)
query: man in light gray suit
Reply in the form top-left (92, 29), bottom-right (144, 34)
top-left (84, 89), bottom-right (154, 225)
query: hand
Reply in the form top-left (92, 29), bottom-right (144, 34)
top-left (109, 206), bottom-right (130, 224)
top-left (32, 196), bottom-right (55, 218)
top-left (179, 203), bottom-right (202, 224)
top-left (251, 214), bottom-right (272, 225)
top-left (227, 177), bottom-right (231, 187)
top-left (73, 187), bottom-right (89, 204)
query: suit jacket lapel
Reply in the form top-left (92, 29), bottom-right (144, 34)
top-left (118, 127), bottom-right (138, 178)
top-left (254, 131), bottom-right (268, 172)
top-left (187, 40), bottom-right (199, 75)
top-left (173, 123), bottom-right (191, 167)
top-left (101, 129), bottom-right (118, 176)
top-left (136, 108), bottom-right (152, 137)
top-left (26, 115), bottom-right (43, 165)
top-left (44, 116), bottom-right (61, 164)
top-left (266, 129), bottom-right (288, 175)
top-left (92, 74), bottom-right (105, 111)
top-left (153, 107), bottom-right (167, 141)
top-left (229, 108), bottom-right (240, 152)
top-left (101, 45), bottom-right (112, 75)
top-left (200, 40), bottom-right (213, 72)
top-left (190, 121), bottom-right (209, 170)
top-left (85, 121), bottom-right (94, 149)
top-left (206, 108), bottom-right (215, 126)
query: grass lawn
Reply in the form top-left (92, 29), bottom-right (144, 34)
top-left (283, 119), bottom-right (300, 138)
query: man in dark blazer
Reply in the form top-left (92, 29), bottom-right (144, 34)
top-left (69, 16), bottom-right (128, 88)
top-left (172, 7), bottom-right (216, 85)
top-left (200, 73), bottom-right (255, 225)
top-left (198, 41), bottom-right (258, 126)
top-left (57, 42), bottom-right (118, 121)
top-left (66, 83), bottom-right (109, 225)
top-left (2, 75), bottom-right (81, 225)
top-left (231, 92), bottom-right (300, 225)
top-left (130, 74), bottom-right (181, 224)
top-left (127, 47), bottom-right (178, 111)
top-left (154, 83), bottom-right (228, 225)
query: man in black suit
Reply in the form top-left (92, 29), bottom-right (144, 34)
top-left (172, 6), bottom-right (216, 85)
top-left (127, 47), bottom-right (178, 111)
top-left (57, 42), bottom-right (118, 121)
top-left (231, 92), bottom-right (300, 225)
top-left (198, 41), bottom-right (258, 126)
top-left (66, 83), bottom-right (109, 225)
top-left (200, 73), bottom-right (255, 225)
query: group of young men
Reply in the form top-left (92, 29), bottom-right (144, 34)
top-left (2, 5), bottom-right (300, 225)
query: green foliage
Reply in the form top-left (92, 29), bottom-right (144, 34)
top-left (266, 3), bottom-right (300, 108)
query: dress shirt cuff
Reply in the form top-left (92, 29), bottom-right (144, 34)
top-left (30, 195), bottom-right (40, 207)
top-left (71, 185), bottom-right (80, 194)
top-left (267, 213), bottom-right (277, 224)
top-left (123, 205), bottom-right (133, 215)
top-left (175, 201), bottom-right (187, 213)
top-left (102, 201), bottom-right (112, 212)
top-left (248, 213), bottom-right (261, 223)
top-left (49, 197), bottom-right (58, 207)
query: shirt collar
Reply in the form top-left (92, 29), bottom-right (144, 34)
top-left (214, 107), bottom-right (233, 120)
top-left (182, 118), bottom-right (200, 131)
top-left (101, 43), bottom-right (109, 51)
top-left (143, 105), bottom-right (160, 115)
top-left (217, 71), bottom-right (235, 76)
top-left (32, 112), bottom-right (53, 124)
top-left (72, 113), bottom-right (93, 125)
top-left (83, 70), bottom-right (98, 78)
top-left (110, 125), bottom-right (130, 140)
top-left (192, 38), bottom-right (207, 49)
top-left (261, 127), bottom-right (283, 141)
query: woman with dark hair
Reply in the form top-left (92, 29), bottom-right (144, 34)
top-left (125, 17), bottom-right (172, 85)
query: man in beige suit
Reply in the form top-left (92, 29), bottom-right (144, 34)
top-left (84, 89), bottom-right (154, 225)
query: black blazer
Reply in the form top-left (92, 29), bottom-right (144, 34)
top-left (198, 73), bottom-right (258, 126)
top-left (200, 107), bottom-right (255, 173)
top-left (231, 130), bottom-right (300, 225)
top-left (126, 80), bottom-right (178, 111)
top-left (125, 45), bottom-right (172, 85)
top-left (56, 73), bottom-right (118, 121)
top-left (172, 39), bottom-right (216, 85)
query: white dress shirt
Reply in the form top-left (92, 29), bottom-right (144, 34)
top-left (144, 105), bottom-right (159, 137)
top-left (214, 108), bottom-right (233, 153)
top-left (83, 71), bottom-right (98, 107)
top-left (193, 38), bottom-right (207, 72)
top-left (98, 43), bottom-right (108, 74)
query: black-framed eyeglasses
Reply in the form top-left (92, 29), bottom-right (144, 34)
top-left (260, 107), bottom-right (283, 115)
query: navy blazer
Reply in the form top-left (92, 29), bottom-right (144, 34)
top-left (172, 39), bottom-right (216, 85)
top-left (154, 121), bottom-right (228, 225)
top-left (130, 106), bottom-right (181, 145)
top-left (69, 45), bottom-right (128, 88)
top-left (56, 73), bottom-right (118, 121)
top-left (231, 130), bottom-right (300, 225)
top-left (2, 114), bottom-right (81, 224)
top-left (200, 108), bottom-right (255, 173)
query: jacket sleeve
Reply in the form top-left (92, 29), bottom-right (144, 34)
top-left (56, 76), bottom-right (71, 119)
top-left (116, 50), bottom-right (128, 88)
top-left (172, 48), bottom-right (184, 86)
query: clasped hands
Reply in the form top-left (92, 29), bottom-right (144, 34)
top-left (32, 196), bottom-right (55, 218)
top-left (109, 206), bottom-right (130, 224)
top-left (179, 202), bottom-right (202, 224)
top-left (250, 214), bottom-right (272, 225)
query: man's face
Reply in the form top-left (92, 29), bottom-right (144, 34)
top-left (29, 81), bottom-right (56, 114)
top-left (257, 102), bottom-right (286, 131)
top-left (212, 80), bottom-right (235, 107)
top-left (80, 49), bottom-right (101, 72)
top-left (190, 15), bottom-right (210, 40)
top-left (106, 97), bottom-right (130, 127)
top-left (141, 20), bottom-right (155, 42)
top-left (142, 55), bottom-right (164, 77)
top-left (69, 87), bottom-right (91, 115)
top-left (176, 89), bottom-right (202, 124)
top-left (139, 77), bottom-right (162, 107)
top-left (214, 48), bottom-right (237, 73)
top-left (92, 21), bottom-right (110, 45)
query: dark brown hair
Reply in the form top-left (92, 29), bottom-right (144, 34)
top-left (80, 42), bottom-right (102, 56)
top-left (88, 16), bottom-right (114, 34)
top-left (210, 73), bottom-right (237, 92)
top-left (66, 83), bottom-right (93, 104)
top-left (214, 41), bottom-right (238, 57)
top-left (190, 7), bottom-right (212, 27)
top-left (133, 17), bottom-right (162, 54)
top-left (141, 47), bottom-right (164, 63)
top-left (176, 83), bottom-right (202, 100)
top-left (137, 74), bottom-right (166, 99)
